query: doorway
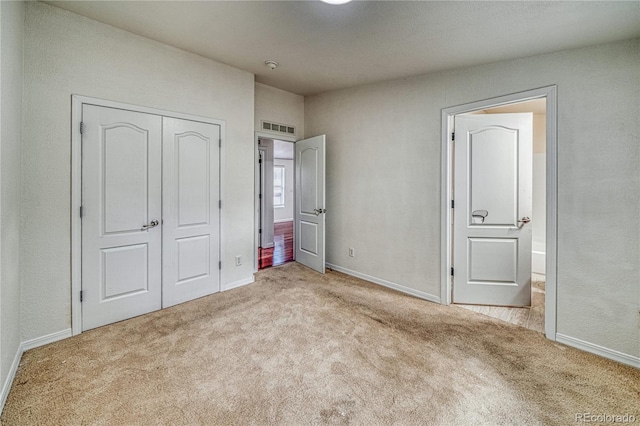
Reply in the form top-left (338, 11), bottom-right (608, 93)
top-left (256, 137), bottom-right (295, 270)
top-left (254, 133), bottom-right (327, 274)
top-left (441, 86), bottom-right (558, 340)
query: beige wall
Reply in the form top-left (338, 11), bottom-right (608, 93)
top-left (21, 2), bottom-right (255, 341)
top-left (255, 82), bottom-right (304, 138)
top-left (0, 0), bottom-right (24, 402)
top-left (305, 39), bottom-right (640, 359)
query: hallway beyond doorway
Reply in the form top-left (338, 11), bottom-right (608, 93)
top-left (258, 221), bottom-right (293, 269)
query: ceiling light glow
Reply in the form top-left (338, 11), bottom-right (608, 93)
top-left (320, 0), bottom-right (352, 4)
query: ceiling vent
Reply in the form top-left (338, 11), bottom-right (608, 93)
top-left (261, 120), bottom-right (295, 136)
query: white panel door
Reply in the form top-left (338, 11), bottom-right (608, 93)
top-left (295, 135), bottom-right (326, 273)
top-left (162, 117), bottom-right (220, 307)
top-left (81, 105), bottom-right (162, 331)
top-left (453, 113), bottom-right (533, 306)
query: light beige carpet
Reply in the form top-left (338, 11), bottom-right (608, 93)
top-left (2, 263), bottom-right (638, 425)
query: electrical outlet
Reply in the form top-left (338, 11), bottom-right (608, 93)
top-left (235, 255), bottom-right (242, 266)
top-left (348, 248), bottom-right (355, 257)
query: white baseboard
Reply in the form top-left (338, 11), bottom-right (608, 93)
top-left (326, 263), bottom-right (441, 304)
top-left (274, 218), bottom-right (293, 223)
top-left (532, 250), bottom-right (546, 275)
top-left (556, 333), bottom-right (640, 369)
top-left (1, 328), bottom-right (72, 413)
top-left (22, 328), bottom-right (72, 352)
top-left (0, 343), bottom-right (23, 413)
top-left (223, 275), bottom-right (255, 291)
top-left (261, 242), bottom-right (274, 249)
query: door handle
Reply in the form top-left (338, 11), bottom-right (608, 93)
top-left (141, 220), bottom-right (159, 231)
top-left (517, 216), bottom-right (531, 228)
top-left (313, 208), bottom-right (326, 216)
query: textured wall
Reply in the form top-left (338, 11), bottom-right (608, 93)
top-left (255, 82), bottom-right (304, 138)
top-left (1, 0), bottom-right (24, 402)
top-left (21, 2), bottom-right (254, 341)
top-left (305, 39), bottom-right (640, 358)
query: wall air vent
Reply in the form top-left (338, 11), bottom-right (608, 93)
top-left (261, 120), bottom-right (296, 136)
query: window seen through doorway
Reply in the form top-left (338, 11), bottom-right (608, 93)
top-left (274, 165), bottom-right (285, 208)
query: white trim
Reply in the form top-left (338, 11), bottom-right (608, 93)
top-left (1, 328), bottom-right (73, 412)
top-left (219, 115), bottom-right (226, 295)
top-left (0, 344), bottom-right (22, 412)
top-left (274, 218), bottom-right (294, 223)
top-left (254, 131), bottom-right (297, 273)
top-left (326, 263), bottom-right (441, 304)
top-left (71, 96), bottom-right (83, 336)
top-left (71, 95), bottom-right (226, 335)
top-left (22, 328), bottom-right (72, 352)
top-left (440, 86), bottom-right (558, 341)
top-left (556, 333), bottom-right (640, 369)
top-left (223, 275), bottom-right (255, 291)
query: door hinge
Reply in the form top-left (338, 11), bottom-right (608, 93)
top-left (259, 228), bottom-right (262, 234)
top-left (259, 193), bottom-right (262, 199)
top-left (80, 206), bottom-right (84, 217)
top-left (218, 261), bottom-right (222, 270)
top-left (451, 132), bottom-right (455, 141)
top-left (451, 200), bottom-right (454, 209)
top-left (258, 159), bottom-right (262, 164)
top-left (219, 139), bottom-right (222, 148)
top-left (80, 290), bottom-right (84, 302)
top-left (80, 122), bottom-right (84, 134)
top-left (451, 267), bottom-right (454, 276)
top-left (218, 200), bottom-right (222, 209)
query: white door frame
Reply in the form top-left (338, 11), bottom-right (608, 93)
top-left (440, 86), bottom-right (558, 340)
top-left (253, 132), bottom-right (297, 273)
top-left (71, 95), bottom-right (226, 336)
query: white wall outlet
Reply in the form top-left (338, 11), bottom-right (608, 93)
top-left (235, 255), bottom-right (242, 266)
top-left (348, 248), bottom-right (355, 257)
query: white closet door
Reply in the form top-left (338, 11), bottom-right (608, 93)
top-left (81, 105), bottom-right (162, 331)
top-left (162, 117), bottom-right (221, 307)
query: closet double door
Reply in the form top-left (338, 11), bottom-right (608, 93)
top-left (81, 104), bottom-right (220, 331)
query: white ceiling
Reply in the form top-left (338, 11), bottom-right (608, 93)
top-left (47, 1), bottom-right (640, 96)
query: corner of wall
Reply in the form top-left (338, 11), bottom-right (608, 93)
top-left (0, 0), bottom-right (25, 415)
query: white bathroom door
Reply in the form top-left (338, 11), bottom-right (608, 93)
top-left (81, 105), bottom-right (162, 330)
top-left (453, 113), bottom-right (533, 307)
top-left (162, 117), bottom-right (221, 307)
top-left (295, 135), bottom-right (326, 274)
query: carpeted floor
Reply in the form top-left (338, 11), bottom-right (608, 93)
top-left (2, 263), bottom-right (638, 425)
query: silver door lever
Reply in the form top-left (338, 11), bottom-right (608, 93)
top-left (517, 217), bottom-right (531, 228)
top-left (141, 220), bottom-right (159, 230)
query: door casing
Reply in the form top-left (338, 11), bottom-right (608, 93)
top-left (441, 86), bottom-right (558, 340)
top-left (71, 95), bottom-right (226, 336)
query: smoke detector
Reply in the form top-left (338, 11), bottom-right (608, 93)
top-left (265, 60), bottom-right (279, 70)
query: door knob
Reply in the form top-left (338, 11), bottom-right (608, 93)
top-left (517, 217), bottom-right (531, 228)
top-left (141, 220), bottom-right (159, 230)
top-left (313, 208), bottom-right (326, 216)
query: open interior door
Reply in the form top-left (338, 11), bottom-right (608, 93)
top-left (295, 135), bottom-right (326, 273)
top-left (453, 113), bottom-right (533, 307)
